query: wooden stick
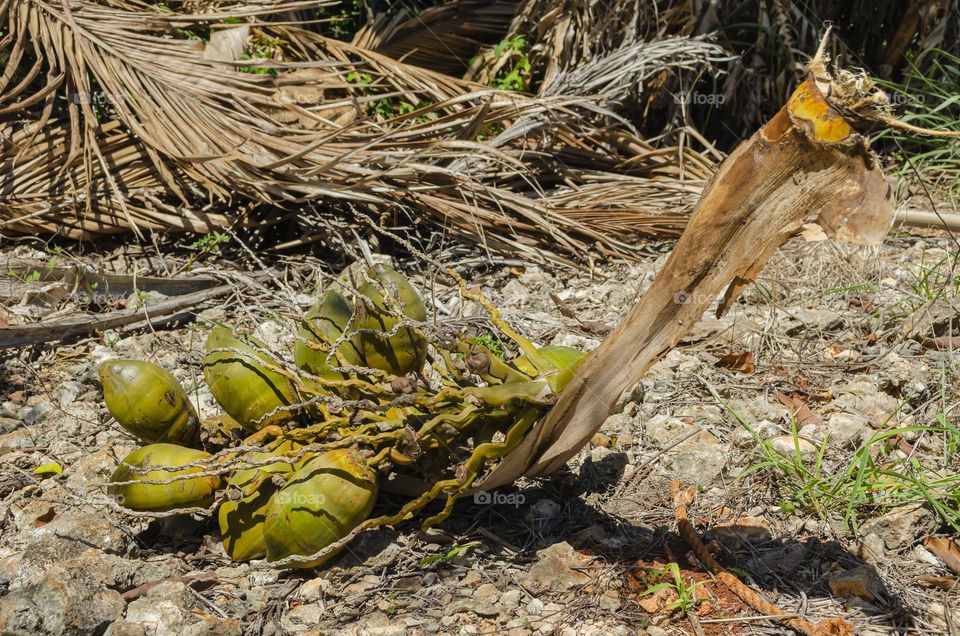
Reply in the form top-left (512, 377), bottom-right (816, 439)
top-left (670, 481), bottom-right (852, 636)
top-left (0, 283), bottom-right (235, 349)
top-left (1, 257), bottom-right (219, 302)
top-left (894, 209), bottom-right (960, 232)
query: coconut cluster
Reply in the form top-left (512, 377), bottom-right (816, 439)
top-left (100, 265), bottom-right (587, 568)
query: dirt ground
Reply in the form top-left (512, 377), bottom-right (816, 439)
top-left (1, 228), bottom-right (959, 635)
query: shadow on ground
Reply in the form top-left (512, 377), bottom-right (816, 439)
top-left (126, 448), bottom-right (915, 633)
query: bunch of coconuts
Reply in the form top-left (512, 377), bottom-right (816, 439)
top-left (100, 265), bottom-right (587, 568)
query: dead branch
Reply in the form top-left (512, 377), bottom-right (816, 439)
top-left (670, 480), bottom-right (852, 636)
top-left (0, 283), bottom-right (236, 349)
top-left (894, 209), bottom-right (960, 232)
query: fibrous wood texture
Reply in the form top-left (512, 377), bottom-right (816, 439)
top-left (476, 57), bottom-right (895, 491)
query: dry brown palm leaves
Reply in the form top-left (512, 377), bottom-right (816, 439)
top-left (500, 0), bottom-right (959, 146)
top-left (355, 1), bottom-right (520, 76)
top-left (0, 0), bottom-right (728, 264)
top-left (1, 121), bottom-right (232, 236)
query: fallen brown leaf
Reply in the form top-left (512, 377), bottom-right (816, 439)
top-left (549, 293), bottom-right (577, 319)
top-left (847, 293), bottom-right (876, 312)
top-left (749, 545), bottom-right (808, 576)
top-left (708, 517), bottom-right (772, 551)
top-left (636, 587), bottom-right (676, 613)
top-left (827, 565), bottom-right (886, 602)
top-left (923, 336), bottom-right (960, 351)
top-left (122, 573), bottom-right (217, 601)
top-left (804, 390), bottom-right (834, 403)
top-left (924, 537), bottom-right (960, 574)
top-left (890, 435), bottom-right (916, 456)
top-left (590, 433), bottom-right (614, 448)
top-left (33, 507), bottom-right (56, 527)
top-left (578, 320), bottom-right (611, 336)
top-left (549, 293), bottom-right (611, 335)
top-left (776, 391), bottom-right (822, 427)
top-left (917, 575), bottom-right (959, 591)
top-left (715, 351), bottom-right (756, 374)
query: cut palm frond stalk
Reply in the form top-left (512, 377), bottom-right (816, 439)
top-left (477, 33), bottom-right (911, 491)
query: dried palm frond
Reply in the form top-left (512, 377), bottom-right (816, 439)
top-left (498, 0), bottom-right (958, 147)
top-left (0, 0), bottom-right (721, 264)
top-left (352, 1), bottom-right (520, 76)
top-left (469, 0), bottom-right (731, 152)
top-left (0, 121), bottom-right (231, 237)
top-left (539, 36), bottom-right (731, 101)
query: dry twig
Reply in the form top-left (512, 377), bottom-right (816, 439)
top-left (670, 480), bottom-right (852, 636)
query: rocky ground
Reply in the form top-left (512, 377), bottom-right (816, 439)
top-left (1, 229), bottom-right (959, 635)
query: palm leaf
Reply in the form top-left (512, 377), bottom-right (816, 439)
top-left (0, 0), bottom-right (722, 264)
top-left (356, 1), bottom-right (521, 76)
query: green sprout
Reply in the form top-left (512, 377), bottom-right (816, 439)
top-left (639, 562), bottom-right (705, 613)
top-left (491, 36), bottom-right (532, 92)
top-left (186, 231), bottom-right (231, 255)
